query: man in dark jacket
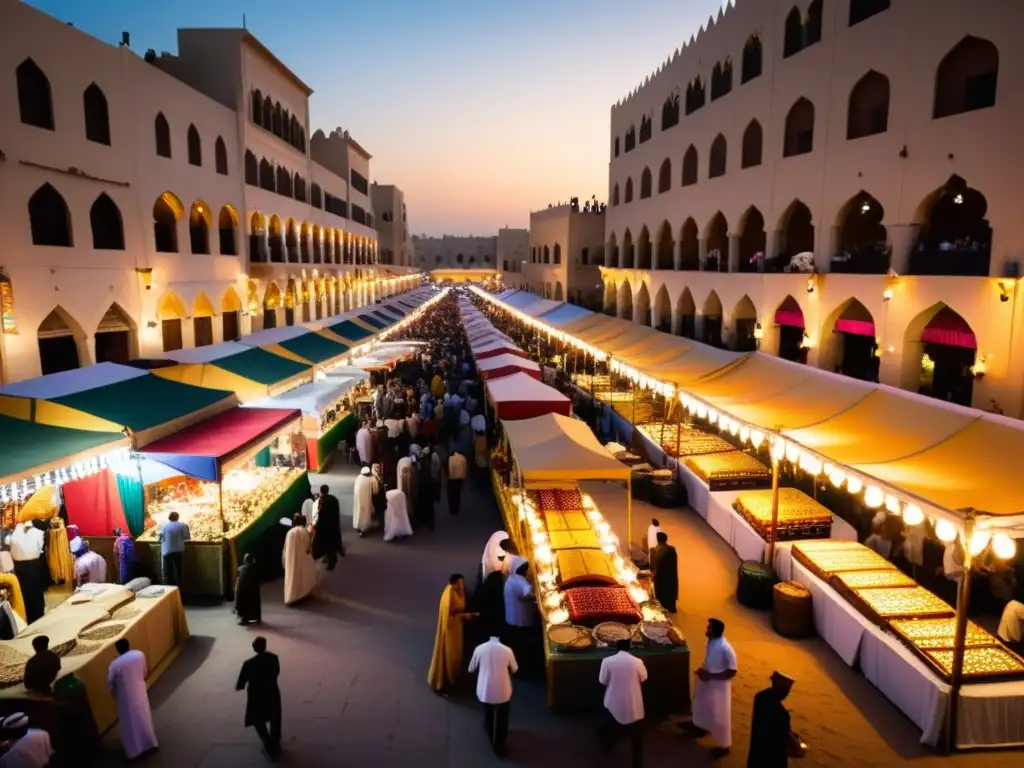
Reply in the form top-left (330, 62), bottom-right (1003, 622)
top-left (312, 485), bottom-right (344, 570)
top-left (649, 531), bottom-right (678, 613)
top-left (748, 672), bottom-right (798, 768)
top-left (236, 636), bottom-right (282, 759)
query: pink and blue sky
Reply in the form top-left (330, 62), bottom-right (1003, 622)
top-left (29, 0), bottom-right (725, 235)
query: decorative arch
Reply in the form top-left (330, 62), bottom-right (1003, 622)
top-left (221, 288), bottom-right (242, 341)
top-left (675, 287), bottom-right (696, 338)
top-left (83, 83), bottom-right (110, 145)
top-left (221, 287), bottom-right (242, 313)
top-left (244, 150), bottom-right (258, 186)
top-left (848, 71), bottom-right (890, 139)
top-left (702, 290), bottom-right (723, 346)
top-left (37, 306), bottom-right (86, 375)
top-left (153, 192), bottom-right (183, 253)
top-left (193, 292), bottom-right (216, 318)
top-left (259, 158), bottom-right (275, 192)
top-left (617, 280), bottom-right (633, 321)
top-left (607, 232), bottom-right (619, 270)
top-left (835, 191), bottom-right (887, 271)
top-left (912, 175), bottom-right (991, 275)
top-left (820, 298), bottom-right (877, 379)
top-left (187, 124), bottom-right (202, 166)
top-left (554, 282), bottom-right (564, 301)
top-left (635, 283), bottom-right (651, 326)
top-left (741, 35), bottom-right (763, 84)
top-left (656, 220), bottom-right (673, 270)
top-left (312, 225), bottom-right (323, 263)
top-left (285, 219), bottom-right (299, 262)
top-left (902, 303), bottom-right (976, 405)
top-left (662, 91), bottom-right (680, 130)
top-left (300, 221), bottom-right (311, 262)
top-left (636, 227), bottom-right (652, 270)
top-left (705, 213), bottom-right (729, 271)
top-left (657, 159), bottom-right (672, 194)
top-left (16, 58), bottom-right (54, 130)
top-left (215, 137), bottom-right (228, 175)
top-left (709, 134), bottom-right (728, 179)
top-left (934, 36), bottom-right (998, 119)
top-left (612, 183), bottom-right (620, 206)
top-left (778, 200), bottom-right (815, 260)
top-left (773, 295), bottom-right (807, 362)
top-left (28, 183), bottom-right (73, 247)
top-left (553, 243), bottom-right (562, 264)
top-left (741, 120), bottom-right (763, 169)
top-left (711, 59), bottom-right (733, 101)
top-left (679, 218), bottom-right (699, 271)
top-left (263, 282), bottom-right (281, 330)
top-left (543, 245), bottom-right (550, 264)
top-left (622, 229), bottom-right (634, 269)
top-left (625, 177), bottom-right (634, 204)
top-left (732, 295), bottom-right (758, 351)
top-left (189, 200), bottom-right (212, 254)
top-left (738, 206), bottom-right (766, 272)
top-left (94, 302), bottom-right (137, 364)
top-left (90, 193), bottom-right (124, 250)
top-left (640, 167), bottom-right (652, 199)
top-left (783, 98), bottom-right (815, 157)
top-left (218, 205), bottom-right (238, 256)
top-left (157, 291), bottom-right (187, 320)
top-left (682, 145), bottom-right (698, 187)
top-left (268, 215), bottom-right (283, 262)
top-left (784, 7), bottom-right (804, 58)
top-left (653, 285), bottom-right (671, 331)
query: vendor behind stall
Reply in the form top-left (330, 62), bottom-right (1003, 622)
top-left (72, 538), bottom-right (107, 586)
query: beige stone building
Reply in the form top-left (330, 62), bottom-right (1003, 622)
top-left (371, 183), bottom-right (414, 266)
top-left (496, 227), bottom-right (529, 283)
top-left (0, 0), bottom-right (417, 384)
top-left (600, 0), bottom-right (1024, 414)
top-left (411, 234), bottom-right (496, 270)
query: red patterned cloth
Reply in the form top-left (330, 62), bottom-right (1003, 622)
top-left (565, 585), bottom-right (641, 627)
top-left (556, 489), bottom-right (583, 510)
top-left (537, 489), bottom-right (559, 511)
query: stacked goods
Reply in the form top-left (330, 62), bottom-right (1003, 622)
top-left (637, 424), bottom-right (735, 458)
top-left (684, 451), bottom-right (771, 491)
top-left (556, 549), bottom-right (618, 588)
top-left (732, 488), bottom-right (833, 541)
top-left (889, 618), bottom-right (994, 650)
top-left (791, 540), bottom-right (893, 582)
top-left (848, 586), bottom-right (955, 622)
top-left (923, 647), bottom-right (1024, 683)
top-left (833, 570), bottom-right (917, 590)
top-left (548, 529), bottom-right (601, 550)
top-left (543, 510), bottom-right (592, 532)
top-left (564, 586), bottom-right (641, 627)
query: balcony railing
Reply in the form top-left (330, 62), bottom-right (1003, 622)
top-left (830, 244), bottom-right (891, 274)
top-left (910, 243), bottom-right (991, 277)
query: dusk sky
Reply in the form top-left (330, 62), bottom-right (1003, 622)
top-left (29, 0), bottom-right (726, 236)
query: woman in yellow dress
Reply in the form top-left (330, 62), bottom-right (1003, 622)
top-left (427, 573), bottom-right (476, 694)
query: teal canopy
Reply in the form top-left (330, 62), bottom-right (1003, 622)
top-left (0, 414), bottom-right (127, 484)
top-left (214, 348), bottom-right (310, 386)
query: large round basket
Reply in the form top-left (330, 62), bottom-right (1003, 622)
top-left (650, 478), bottom-right (685, 508)
top-left (737, 560), bottom-right (778, 610)
top-left (630, 468), bottom-right (652, 502)
top-left (772, 581), bottom-right (813, 638)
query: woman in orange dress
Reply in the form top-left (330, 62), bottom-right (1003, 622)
top-left (427, 574), bottom-right (475, 693)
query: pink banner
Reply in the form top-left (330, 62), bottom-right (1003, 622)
top-left (835, 318), bottom-right (875, 337)
top-left (921, 327), bottom-right (977, 349)
top-left (774, 309), bottom-right (805, 328)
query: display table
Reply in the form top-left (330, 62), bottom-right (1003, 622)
top-left (790, 559), bottom-right (876, 667)
top-left (314, 411), bottom-right (356, 470)
top-left (0, 585), bottom-right (189, 734)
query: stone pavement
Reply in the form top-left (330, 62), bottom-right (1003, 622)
top-left (92, 464), bottom-right (1015, 767)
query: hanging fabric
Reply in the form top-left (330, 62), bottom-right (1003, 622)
top-left (114, 472), bottom-right (145, 537)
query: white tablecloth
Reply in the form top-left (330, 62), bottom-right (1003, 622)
top-left (791, 559), bottom-right (877, 667)
top-left (678, 463), bottom-right (710, 519)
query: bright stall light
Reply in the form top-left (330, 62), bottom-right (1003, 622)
top-left (708, 409), bottom-right (719, 426)
top-left (902, 504), bottom-right (924, 526)
top-left (846, 476), bottom-right (863, 495)
top-left (785, 443), bottom-right (800, 464)
top-left (740, 426), bottom-right (751, 443)
top-left (548, 608), bottom-right (569, 625)
top-left (629, 586), bottom-right (649, 603)
top-left (544, 592), bottom-right (563, 609)
top-left (829, 469), bottom-right (846, 489)
top-left (771, 439), bottom-right (786, 462)
top-left (534, 546), bottom-right (554, 564)
top-left (750, 430), bottom-right (765, 448)
top-left (885, 495), bottom-right (901, 515)
top-left (935, 519), bottom-right (958, 543)
top-left (968, 530), bottom-right (991, 557)
top-left (993, 533), bottom-right (1017, 560)
top-left (864, 486), bottom-right (884, 509)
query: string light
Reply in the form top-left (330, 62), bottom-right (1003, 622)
top-left (992, 533), bottom-right (1017, 559)
top-left (935, 519), bottom-right (958, 542)
top-left (967, 530), bottom-right (991, 557)
top-left (902, 504), bottom-right (924, 526)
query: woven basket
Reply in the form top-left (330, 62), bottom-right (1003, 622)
top-left (772, 581), bottom-right (813, 638)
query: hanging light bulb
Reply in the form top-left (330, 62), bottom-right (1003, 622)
top-left (967, 530), bottom-right (991, 557)
top-left (935, 519), bottom-right (958, 543)
top-left (750, 430), bottom-right (765, 448)
top-left (902, 504), bottom-right (924, 526)
top-left (992, 533), bottom-right (1017, 560)
top-left (785, 443), bottom-right (800, 464)
top-left (885, 495), bottom-right (901, 515)
top-left (771, 439), bottom-right (786, 462)
top-left (740, 426), bottom-right (750, 443)
top-left (864, 486), bottom-right (884, 509)
top-left (708, 409), bottom-right (719, 426)
top-left (829, 468), bottom-right (846, 489)
top-left (846, 476), bottom-right (863, 494)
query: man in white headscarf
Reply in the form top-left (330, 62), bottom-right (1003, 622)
top-left (352, 466), bottom-right (379, 537)
top-left (480, 532), bottom-right (510, 584)
top-left (355, 420), bottom-right (373, 466)
top-left (0, 712), bottom-right (53, 767)
top-left (396, 454), bottom-right (415, 501)
top-left (383, 489), bottom-right (413, 542)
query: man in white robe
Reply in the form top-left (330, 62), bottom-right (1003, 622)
top-left (598, 639), bottom-right (647, 765)
top-left (283, 514), bottom-right (319, 605)
top-left (352, 467), bottom-right (379, 536)
top-left (355, 421), bottom-right (373, 465)
top-left (0, 713), bottom-right (53, 768)
top-left (998, 599), bottom-right (1024, 644)
top-left (383, 489), bottom-right (413, 542)
top-left (685, 617), bottom-right (737, 757)
top-left (646, 518), bottom-right (662, 556)
top-left (107, 639), bottom-right (158, 760)
top-left (396, 455), bottom-right (415, 501)
top-left (481, 532), bottom-right (510, 582)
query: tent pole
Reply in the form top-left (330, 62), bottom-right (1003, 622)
top-left (945, 513), bottom-right (975, 754)
top-left (766, 457), bottom-right (780, 569)
top-left (627, 475), bottom-right (633, 552)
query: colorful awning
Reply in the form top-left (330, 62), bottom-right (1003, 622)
top-left (486, 372), bottom-right (571, 421)
top-left (835, 318), bottom-right (875, 336)
top-left (356, 313), bottom-right (390, 330)
top-left (775, 297), bottom-right (805, 328)
top-left (328, 319), bottom-right (375, 344)
top-left (210, 348), bottom-right (310, 386)
top-left (921, 307), bottom-right (977, 349)
top-left (0, 415), bottom-right (128, 486)
top-left (274, 333), bottom-right (350, 365)
top-left (140, 407), bottom-right (301, 482)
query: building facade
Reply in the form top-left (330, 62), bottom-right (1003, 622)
top-left (371, 183), bottom-right (414, 266)
top-left (497, 227), bottom-right (529, 284)
top-left (0, 0), bottom-right (417, 384)
top-left (411, 235), bottom-right (496, 270)
top-left (602, 0), bottom-right (1024, 414)
top-left (516, 203), bottom-right (606, 310)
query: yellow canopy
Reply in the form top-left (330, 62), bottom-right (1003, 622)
top-left (597, 324), bottom-right (664, 356)
top-left (575, 317), bottom-right (638, 347)
top-left (503, 413), bottom-right (630, 483)
top-left (559, 313), bottom-right (614, 336)
top-left (153, 364), bottom-right (276, 404)
top-left (615, 336), bottom-right (694, 369)
top-left (644, 346), bottom-right (744, 385)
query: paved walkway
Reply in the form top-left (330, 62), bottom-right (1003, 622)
top-left (93, 463), bottom-right (1016, 766)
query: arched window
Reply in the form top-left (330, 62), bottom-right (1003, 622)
top-left (741, 35), bottom-right (763, 84)
top-left (658, 159), bottom-right (672, 193)
top-left (313, 227), bottom-right (322, 263)
top-left (300, 223), bottom-right (311, 262)
top-left (639, 115), bottom-right (652, 144)
top-left (933, 36), bottom-right (999, 119)
top-left (219, 206), bottom-right (238, 256)
top-left (685, 76), bottom-right (706, 115)
top-left (624, 125), bottom-right (636, 153)
top-left (553, 244), bottom-right (562, 264)
top-left (282, 110), bottom-right (291, 143)
top-left (806, 0), bottom-right (824, 46)
top-left (16, 59), bottom-right (53, 130)
top-left (29, 184), bottom-right (72, 247)
top-left (153, 193), bottom-right (180, 253)
top-left (711, 60), bottom-right (733, 101)
top-left (262, 96), bottom-right (273, 128)
top-left (783, 8), bottom-right (804, 58)
top-left (624, 178), bottom-right (634, 204)
top-left (783, 98), bottom-right (815, 157)
top-left (245, 150), bottom-right (258, 186)
top-left (741, 120), bottom-right (763, 168)
top-left (612, 184), bottom-right (620, 206)
top-left (189, 202), bottom-right (211, 254)
top-left (849, 0), bottom-right (890, 26)
top-left (215, 137), bottom-right (228, 175)
top-left (90, 193), bottom-right (124, 250)
top-left (38, 308), bottom-right (82, 374)
top-left (847, 71), bottom-right (890, 139)
top-left (273, 102), bottom-right (283, 136)
top-left (286, 220), bottom-right (298, 262)
top-left (251, 89), bottom-right (262, 124)
top-left (709, 135), bottom-right (728, 179)
top-left (681, 145), bottom-right (698, 187)
top-left (662, 92), bottom-right (680, 130)
top-left (640, 167), bottom-right (652, 199)
top-left (187, 125), bottom-right (202, 166)
top-left (277, 167), bottom-right (293, 197)
top-left (154, 113), bottom-right (171, 158)
top-left (294, 173), bottom-right (306, 203)
top-left (614, 137), bottom-right (620, 157)
top-left (83, 83), bottom-right (110, 145)
top-left (290, 116), bottom-right (300, 148)
top-left (311, 184), bottom-right (322, 209)
top-left (269, 216), bottom-right (284, 262)
top-left (259, 158), bottom-right (275, 192)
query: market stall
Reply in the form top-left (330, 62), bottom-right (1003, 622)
top-left (244, 374), bottom-right (367, 470)
top-left (485, 372), bottom-right (571, 421)
top-left (155, 345), bottom-right (312, 403)
top-left (477, 353), bottom-right (541, 381)
top-left (493, 413), bottom-right (689, 713)
top-left (137, 407), bottom-right (310, 596)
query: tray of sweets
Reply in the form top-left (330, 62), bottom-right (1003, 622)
top-left (922, 646), bottom-right (1024, 684)
top-left (733, 488), bottom-right (833, 542)
top-left (832, 569), bottom-right (917, 591)
top-left (791, 542), bottom-right (893, 581)
top-left (849, 586), bottom-right (955, 624)
top-left (889, 618), bottom-right (997, 651)
top-left (684, 451), bottom-right (771, 491)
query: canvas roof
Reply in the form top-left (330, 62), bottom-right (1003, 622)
top-left (503, 413), bottom-right (630, 482)
top-left (0, 363), bottom-right (147, 399)
top-left (0, 415), bottom-right (128, 486)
